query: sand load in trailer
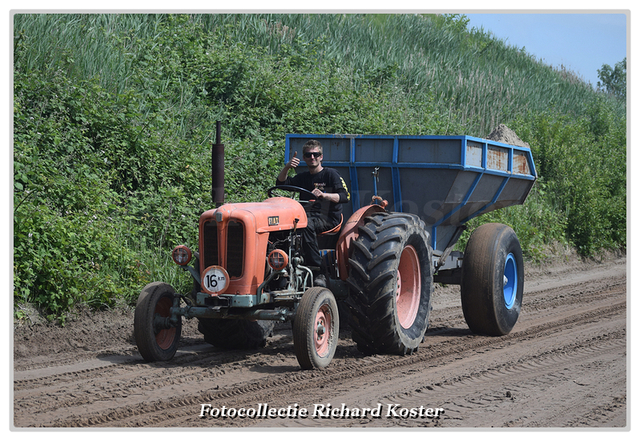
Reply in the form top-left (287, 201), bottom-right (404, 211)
top-left (285, 134), bottom-right (537, 255)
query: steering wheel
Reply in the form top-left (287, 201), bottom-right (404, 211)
top-left (267, 185), bottom-right (316, 202)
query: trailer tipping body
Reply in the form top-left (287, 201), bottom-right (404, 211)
top-left (285, 134), bottom-right (537, 255)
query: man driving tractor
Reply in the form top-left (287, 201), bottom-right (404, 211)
top-left (276, 139), bottom-right (350, 287)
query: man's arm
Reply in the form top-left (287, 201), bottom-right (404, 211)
top-left (277, 151), bottom-right (299, 184)
top-left (312, 189), bottom-right (340, 203)
top-left (312, 169), bottom-right (349, 203)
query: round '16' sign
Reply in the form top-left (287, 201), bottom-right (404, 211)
top-left (201, 266), bottom-right (229, 295)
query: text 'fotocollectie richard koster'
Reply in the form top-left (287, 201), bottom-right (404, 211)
top-left (199, 403), bottom-right (445, 420)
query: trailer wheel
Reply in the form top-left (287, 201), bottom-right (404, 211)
top-left (293, 287), bottom-right (339, 369)
top-left (197, 318), bottom-right (274, 350)
top-left (345, 212), bottom-right (433, 355)
top-left (461, 223), bottom-right (524, 336)
top-left (134, 282), bottom-right (182, 362)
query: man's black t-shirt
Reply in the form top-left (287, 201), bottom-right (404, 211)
top-left (276, 167), bottom-right (349, 227)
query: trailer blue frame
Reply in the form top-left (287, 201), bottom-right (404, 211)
top-left (285, 134), bottom-right (537, 256)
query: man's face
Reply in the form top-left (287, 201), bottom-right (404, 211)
top-left (303, 148), bottom-right (322, 166)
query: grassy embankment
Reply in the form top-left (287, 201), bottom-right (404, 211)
top-left (13, 14), bottom-right (626, 320)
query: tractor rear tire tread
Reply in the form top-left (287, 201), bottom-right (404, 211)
top-left (345, 212), bottom-right (433, 355)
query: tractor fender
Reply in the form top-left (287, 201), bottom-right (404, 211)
top-left (336, 204), bottom-right (387, 280)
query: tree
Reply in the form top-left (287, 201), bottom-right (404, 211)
top-left (597, 58), bottom-right (626, 100)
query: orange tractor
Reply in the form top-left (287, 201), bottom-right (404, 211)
top-left (134, 127), bottom-right (537, 369)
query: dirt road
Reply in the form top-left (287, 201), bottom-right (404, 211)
top-left (13, 254), bottom-right (627, 429)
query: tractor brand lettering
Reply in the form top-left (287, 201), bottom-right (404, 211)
top-left (268, 216), bottom-right (279, 226)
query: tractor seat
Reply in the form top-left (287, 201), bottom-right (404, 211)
top-left (317, 214), bottom-right (343, 250)
top-left (319, 214), bottom-right (343, 236)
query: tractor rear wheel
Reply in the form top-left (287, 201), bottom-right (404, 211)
top-left (461, 223), bottom-right (524, 336)
top-left (134, 282), bottom-right (182, 362)
top-left (345, 212), bottom-right (433, 355)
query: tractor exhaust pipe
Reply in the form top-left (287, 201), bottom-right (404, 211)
top-left (212, 121), bottom-right (225, 207)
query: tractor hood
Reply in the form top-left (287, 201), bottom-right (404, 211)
top-left (201, 197), bottom-right (308, 233)
top-left (197, 197), bottom-right (308, 297)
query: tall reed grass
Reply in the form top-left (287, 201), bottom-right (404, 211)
top-left (15, 13), bottom-right (604, 136)
top-left (196, 13), bottom-right (600, 135)
top-left (14, 14), bottom-right (167, 92)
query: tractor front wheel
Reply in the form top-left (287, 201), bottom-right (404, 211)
top-left (293, 287), bottom-right (339, 369)
top-left (134, 282), bottom-right (182, 362)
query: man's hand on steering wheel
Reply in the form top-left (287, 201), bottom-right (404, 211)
top-left (311, 188), bottom-right (325, 199)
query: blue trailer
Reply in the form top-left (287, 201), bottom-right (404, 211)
top-left (134, 129), bottom-right (537, 370)
top-left (285, 134), bottom-right (536, 260)
top-left (285, 133), bottom-right (536, 355)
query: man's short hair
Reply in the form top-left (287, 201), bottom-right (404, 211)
top-left (302, 139), bottom-right (323, 154)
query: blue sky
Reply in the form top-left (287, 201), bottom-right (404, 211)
top-left (464, 13), bottom-right (628, 87)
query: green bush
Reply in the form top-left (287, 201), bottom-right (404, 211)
top-left (509, 101), bottom-right (626, 255)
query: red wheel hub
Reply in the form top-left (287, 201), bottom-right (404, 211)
top-left (154, 296), bottom-right (176, 350)
top-left (396, 245), bottom-right (421, 329)
top-left (314, 304), bottom-right (332, 357)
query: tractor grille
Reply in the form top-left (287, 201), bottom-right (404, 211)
top-left (201, 219), bottom-right (244, 278)
top-left (202, 221), bottom-right (219, 269)
top-left (226, 221), bottom-right (244, 277)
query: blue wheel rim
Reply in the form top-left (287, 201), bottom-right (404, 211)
top-left (503, 253), bottom-right (517, 309)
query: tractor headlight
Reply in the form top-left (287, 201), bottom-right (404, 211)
top-left (172, 245), bottom-right (192, 266)
top-left (268, 249), bottom-right (289, 271)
